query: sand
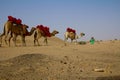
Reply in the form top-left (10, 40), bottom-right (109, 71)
top-left (0, 36), bottom-right (120, 80)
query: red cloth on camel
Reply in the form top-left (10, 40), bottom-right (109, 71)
top-left (37, 25), bottom-right (51, 37)
top-left (8, 16), bottom-right (22, 25)
top-left (66, 27), bottom-right (76, 34)
top-left (16, 19), bottom-right (22, 24)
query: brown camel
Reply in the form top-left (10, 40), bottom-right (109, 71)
top-left (0, 21), bottom-right (35, 46)
top-left (11, 26), bottom-right (35, 46)
top-left (64, 31), bottom-right (85, 45)
top-left (34, 28), bottom-right (59, 46)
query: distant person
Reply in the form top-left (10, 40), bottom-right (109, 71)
top-left (90, 37), bottom-right (95, 44)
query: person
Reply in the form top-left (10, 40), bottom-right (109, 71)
top-left (90, 37), bottom-right (95, 44)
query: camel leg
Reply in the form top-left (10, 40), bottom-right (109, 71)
top-left (4, 35), bottom-right (8, 45)
top-left (64, 32), bottom-right (69, 46)
top-left (64, 37), bottom-right (68, 46)
top-left (0, 36), bottom-right (2, 46)
top-left (74, 39), bottom-right (78, 44)
top-left (36, 39), bottom-right (40, 46)
top-left (8, 31), bottom-right (12, 47)
top-left (21, 35), bottom-right (26, 46)
top-left (8, 37), bottom-right (12, 47)
top-left (4, 31), bottom-right (11, 45)
top-left (44, 37), bottom-right (48, 45)
top-left (34, 39), bottom-right (36, 46)
top-left (75, 39), bottom-right (77, 44)
top-left (12, 34), bottom-right (17, 47)
top-left (34, 39), bottom-right (40, 46)
top-left (0, 34), bottom-right (4, 45)
top-left (0, 30), bottom-right (9, 46)
top-left (71, 39), bottom-right (73, 43)
top-left (34, 39), bottom-right (37, 46)
top-left (34, 32), bottom-right (40, 46)
top-left (34, 32), bottom-right (37, 46)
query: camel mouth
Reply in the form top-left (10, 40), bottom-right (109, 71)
top-left (56, 32), bottom-right (59, 34)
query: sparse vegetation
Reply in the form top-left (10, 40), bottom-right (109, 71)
top-left (78, 41), bottom-right (86, 45)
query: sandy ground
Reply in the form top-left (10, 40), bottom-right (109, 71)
top-left (0, 36), bottom-right (120, 80)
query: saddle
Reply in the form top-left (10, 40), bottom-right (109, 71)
top-left (66, 27), bottom-right (76, 34)
top-left (37, 25), bottom-right (51, 37)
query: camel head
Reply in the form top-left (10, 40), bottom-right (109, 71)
top-left (80, 33), bottom-right (85, 37)
top-left (51, 30), bottom-right (59, 36)
top-left (31, 27), bottom-right (36, 32)
top-left (22, 24), bottom-right (29, 35)
top-left (27, 27), bottom-right (36, 36)
top-left (22, 24), bottom-right (29, 28)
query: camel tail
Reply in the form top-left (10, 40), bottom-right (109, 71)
top-left (0, 25), bottom-right (6, 44)
top-left (0, 25), bottom-right (5, 37)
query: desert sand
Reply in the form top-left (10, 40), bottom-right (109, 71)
top-left (0, 35), bottom-right (120, 80)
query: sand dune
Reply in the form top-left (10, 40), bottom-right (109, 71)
top-left (0, 36), bottom-right (120, 80)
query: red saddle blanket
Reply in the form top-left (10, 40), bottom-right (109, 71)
top-left (37, 25), bottom-right (51, 37)
top-left (8, 16), bottom-right (22, 25)
top-left (66, 27), bottom-right (76, 34)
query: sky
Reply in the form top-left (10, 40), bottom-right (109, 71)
top-left (0, 0), bottom-right (120, 41)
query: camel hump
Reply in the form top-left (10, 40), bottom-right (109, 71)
top-left (8, 16), bottom-right (22, 25)
top-left (36, 25), bottom-right (51, 37)
top-left (66, 27), bottom-right (76, 34)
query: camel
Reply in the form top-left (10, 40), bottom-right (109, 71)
top-left (33, 27), bottom-right (59, 46)
top-left (0, 21), bottom-right (35, 46)
top-left (11, 26), bottom-right (35, 46)
top-left (64, 28), bottom-right (85, 45)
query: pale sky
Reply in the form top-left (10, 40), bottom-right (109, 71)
top-left (0, 0), bottom-right (120, 41)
